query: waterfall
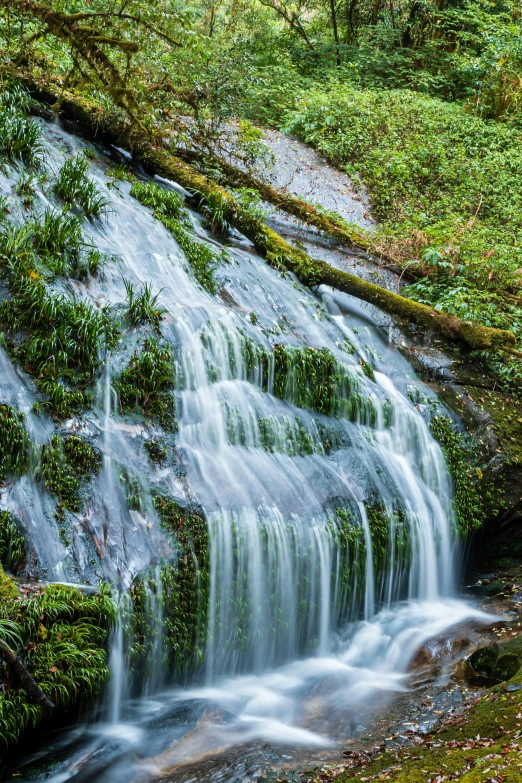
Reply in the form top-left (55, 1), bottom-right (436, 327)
top-left (0, 117), bottom-right (490, 780)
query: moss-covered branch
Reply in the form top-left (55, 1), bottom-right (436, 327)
top-left (175, 148), bottom-right (373, 252)
top-left (24, 83), bottom-right (516, 352)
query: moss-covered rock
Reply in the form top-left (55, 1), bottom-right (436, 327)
top-left (115, 338), bottom-right (177, 431)
top-left (130, 496), bottom-right (209, 676)
top-left (38, 434), bottom-right (101, 514)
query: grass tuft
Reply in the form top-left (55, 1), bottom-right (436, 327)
top-left (54, 153), bottom-right (110, 219)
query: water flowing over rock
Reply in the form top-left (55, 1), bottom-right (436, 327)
top-left (0, 117), bottom-right (493, 780)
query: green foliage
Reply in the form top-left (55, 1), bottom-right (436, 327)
top-left (130, 180), bottom-right (220, 293)
top-left (130, 180), bottom-right (184, 220)
top-left (0, 220), bottom-right (118, 416)
top-left (144, 438), bottom-right (167, 464)
top-left (123, 277), bottom-right (166, 331)
top-left (150, 495), bottom-right (209, 673)
top-left (0, 578), bottom-right (114, 750)
top-left (0, 511), bottom-right (25, 573)
top-left (241, 339), bottom-right (377, 422)
top-left (0, 404), bottom-right (30, 481)
top-left (285, 86), bottom-right (522, 387)
top-left (115, 338), bottom-right (177, 430)
top-left (430, 415), bottom-right (485, 535)
top-left (231, 187), bottom-right (268, 222)
top-left (54, 153), bottom-right (109, 219)
top-left (32, 208), bottom-right (85, 276)
top-left (38, 435), bottom-right (101, 513)
top-left (0, 84), bottom-right (44, 168)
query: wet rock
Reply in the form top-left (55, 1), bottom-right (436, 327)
top-left (469, 632), bottom-right (522, 682)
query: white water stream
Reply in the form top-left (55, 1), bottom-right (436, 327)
top-left (0, 120), bottom-right (493, 781)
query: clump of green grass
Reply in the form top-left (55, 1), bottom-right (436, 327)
top-left (130, 180), bottom-right (184, 219)
top-left (115, 338), bottom-right (177, 430)
top-left (0, 577), bottom-right (114, 751)
top-left (32, 207), bottom-right (85, 275)
top-left (0, 511), bottom-right (25, 573)
top-left (0, 213), bottom-right (118, 417)
top-left (123, 277), bottom-right (165, 330)
top-left (0, 404), bottom-right (30, 481)
top-left (54, 153), bottom-right (110, 219)
top-left (15, 172), bottom-right (37, 208)
top-left (38, 435), bottom-right (101, 513)
top-left (130, 180), bottom-right (220, 294)
top-left (0, 84), bottom-right (44, 169)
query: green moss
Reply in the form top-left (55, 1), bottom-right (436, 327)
top-left (470, 634), bottom-right (522, 683)
top-left (115, 338), bottom-right (177, 430)
top-left (0, 579), bottom-right (114, 752)
top-left (0, 564), bottom-right (19, 602)
top-left (361, 360), bottom-right (375, 382)
top-left (0, 404), bottom-right (30, 481)
top-left (131, 495), bottom-right (209, 675)
top-left (38, 435), bottom-right (101, 514)
top-left (0, 511), bottom-right (25, 574)
top-left (241, 339), bottom-right (377, 424)
top-left (430, 415), bottom-right (486, 536)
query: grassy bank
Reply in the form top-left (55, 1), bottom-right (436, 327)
top-left (284, 87), bottom-right (522, 388)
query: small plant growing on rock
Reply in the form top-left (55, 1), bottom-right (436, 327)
top-left (115, 338), bottom-right (177, 430)
top-left (123, 277), bottom-right (165, 330)
top-left (54, 153), bottom-right (109, 219)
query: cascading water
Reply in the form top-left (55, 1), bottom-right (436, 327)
top-left (0, 117), bottom-right (492, 782)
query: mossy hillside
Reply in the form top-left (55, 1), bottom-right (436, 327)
top-left (115, 338), bottom-right (177, 431)
top-left (0, 573), bottom-right (114, 753)
top-left (131, 495), bottom-right (209, 676)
